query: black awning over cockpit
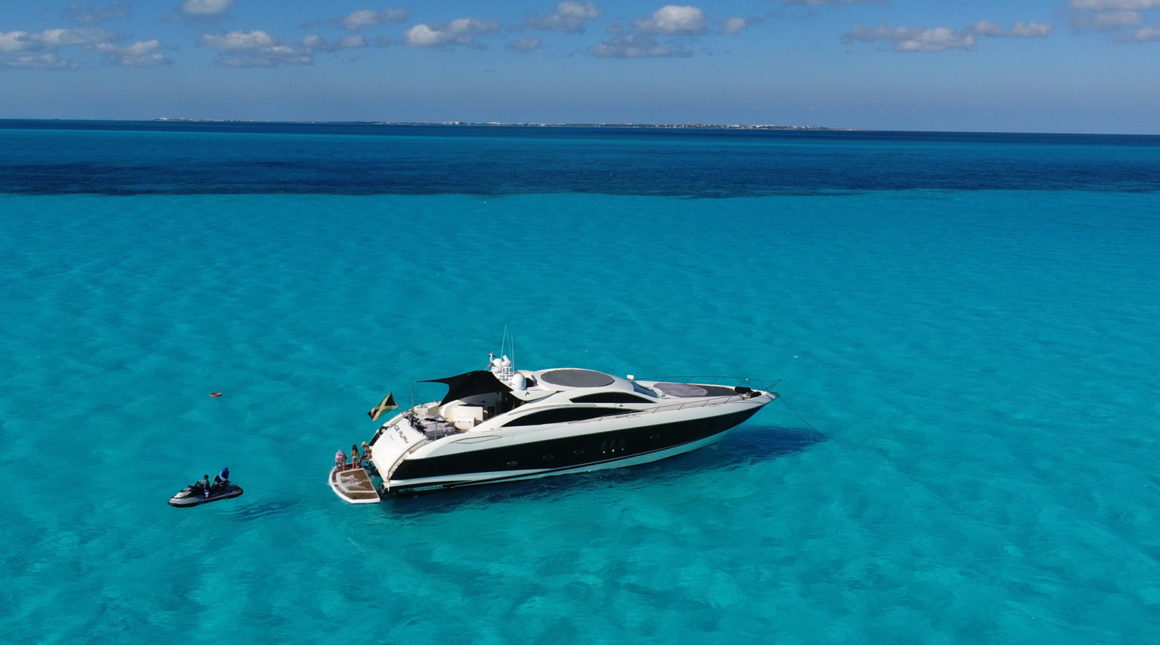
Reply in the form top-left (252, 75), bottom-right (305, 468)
top-left (423, 370), bottom-right (512, 406)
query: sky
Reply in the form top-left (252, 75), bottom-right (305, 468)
top-left (1, 0), bottom-right (1159, 133)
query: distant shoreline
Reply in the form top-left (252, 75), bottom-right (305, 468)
top-left (150, 118), bottom-right (864, 131)
top-left (5, 119), bottom-right (1156, 137)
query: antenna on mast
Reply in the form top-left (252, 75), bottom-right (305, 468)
top-left (493, 325), bottom-right (517, 381)
top-left (498, 325), bottom-right (516, 367)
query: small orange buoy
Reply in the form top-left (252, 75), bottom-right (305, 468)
top-left (209, 392), bottom-right (223, 398)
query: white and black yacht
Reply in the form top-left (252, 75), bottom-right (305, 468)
top-left (329, 354), bottom-right (776, 501)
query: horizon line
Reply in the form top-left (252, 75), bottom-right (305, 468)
top-left (1, 118), bottom-right (1158, 137)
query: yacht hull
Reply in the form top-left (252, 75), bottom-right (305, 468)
top-left (383, 405), bottom-right (761, 495)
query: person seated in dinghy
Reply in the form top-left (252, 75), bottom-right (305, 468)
top-left (191, 474), bottom-right (212, 498)
top-left (213, 467), bottom-right (230, 490)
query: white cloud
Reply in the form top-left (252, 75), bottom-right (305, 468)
top-left (450, 16), bottom-right (501, 36)
top-left (4, 52), bottom-right (80, 69)
top-left (96, 40), bottom-right (157, 56)
top-left (634, 5), bottom-right (706, 34)
top-left (403, 25), bottom-right (444, 47)
top-left (342, 10), bottom-right (376, 30)
top-left (1070, 0), bottom-right (1160, 9)
top-left (1, 26), bottom-right (174, 68)
top-left (339, 8), bottom-right (408, 30)
top-left (200, 30), bottom-right (310, 66)
top-left (969, 20), bottom-right (1005, 37)
top-left (199, 28), bottom-right (373, 66)
top-left (200, 30), bottom-right (276, 50)
top-left (557, 1), bottom-right (601, 20)
top-left (182, 0), bottom-right (233, 15)
top-left (0, 31), bottom-right (36, 53)
top-left (95, 39), bottom-right (170, 66)
top-left (508, 37), bottom-right (543, 52)
top-left (722, 17), bottom-right (750, 35)
top-left (1075, 10), bottom-right (1145, 30)
top-left (1134, 25), bottom-right (1160, 39)
top-left (1070, 0), bottom-right (1160, 41)
top-left (67, 1), bottom-right (130, 25)
top-left (0, 27), bottom-right (117, 52)
top-left (40, 27), bottom-right (117, 47)
top-left (591, 32), bottom-right (690, 58)
top-left (968, 20), bottom-right (1054, 38)
top-left (589, 4), bottom-right (755, 58)
top-left (526, 2), bottom-right (602, 33)
top-left (403, 17), bottom-right (500, 48)
top-left (301, 33), bottom-right (368, 52)
top-left (897, 27), bottom-right (974, 52)
top-left (216, 48), bottom-right (311, 67)
top-left (1009, 21), bottom-right (1054, 37)
top-left (845, 20), bottom-right (1053, 52)
top-left (337, 35), bottom-right (367, 49)
top-left (843, 25), bottom-right (976, 52)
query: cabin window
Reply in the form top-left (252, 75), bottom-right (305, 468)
top-left (570, 392), bottom-right (656, 404)
top-left (502, 407), bottom-right (628, 427)
top-left (600, 437), bottom-right (627, 453)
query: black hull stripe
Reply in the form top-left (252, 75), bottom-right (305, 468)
top-left (389, 406), bottom-right (762, 484)
top-left (387, 433), bottom-right (722, 495)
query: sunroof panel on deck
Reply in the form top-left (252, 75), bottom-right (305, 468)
top-left (540, 369), bottom-right (615, 388)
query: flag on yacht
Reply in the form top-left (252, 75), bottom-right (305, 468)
top-left (367, 392), bottom-right (398, 421)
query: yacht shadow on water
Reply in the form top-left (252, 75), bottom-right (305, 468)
top-left (384, 424), bottom-right (825, 515)
top-left (646, 423), bottom-right (824, 472)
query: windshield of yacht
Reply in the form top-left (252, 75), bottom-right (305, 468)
top-left (632, 381), bottom-right (658, 398)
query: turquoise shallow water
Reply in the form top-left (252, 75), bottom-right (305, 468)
top-left (3, 129), bottom-right (1160, 642)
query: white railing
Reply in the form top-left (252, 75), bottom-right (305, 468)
top-left (559, 394), bottom-right (761, 424)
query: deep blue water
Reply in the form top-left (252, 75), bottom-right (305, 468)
top-left (1, 121), bottom-right (1158, 643)
top-left (4, 120), bottom-right (1160, 195)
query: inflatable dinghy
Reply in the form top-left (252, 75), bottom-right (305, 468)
top-left (169, 483), bottom-right (243, 508)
